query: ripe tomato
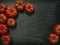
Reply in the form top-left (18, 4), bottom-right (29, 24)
top-left (24, 3), bottom-right (34, 13)
top-left (54, 24), bottom-right (60, 35)
top-left (6, 6), bottom-right (17, 18)
top-left (0, 24), bottom-right (8, 34)
top-left (48, 33), bottom-right (59, 44)
top-left (15, 0), bottom-right (25, 11)
top-left (7, 18), bottom-right (16, 27)
top-left (1, 34), bottom-right (11, 45)
top-left (0, 3), bottom-right (7, 13)
top-left (0, 14), bottom-right (7, 23)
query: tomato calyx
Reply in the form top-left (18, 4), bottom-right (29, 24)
top-left (52, 37), bottom-right (56, 40)
top-left (3, 38), bottom-right (7, 41)
top-left (10, 10), bottom-right (13, 13)
top-left (18, 3), bottom-right (21, 6)
top-left (0, 17), bottom-right (2, 21)
top-left (28, 6), bottom-right (31, 9)
top-left (0, 6), bottom-right (2, 9)
top-left (9, 21), bottom-right (13, 24)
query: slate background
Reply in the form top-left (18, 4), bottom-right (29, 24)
top-left (0, 0), bottom-right (60, 45)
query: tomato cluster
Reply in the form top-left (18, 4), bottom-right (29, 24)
top-left (0, 0), bottom-right (34, 45)
top-left (48, 24), bottom-right (60, 44)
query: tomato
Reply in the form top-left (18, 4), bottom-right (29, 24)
top-left (0, 3), bottom-right (7, 13)
top-left (15, 0), bottom-right (25, 11)
top-left (1, 34), bottom-right (11, 45)
top-left (6, 6), bottom-right (17, 18)
top-left (48, 33), bottom-right (59, 44)
top-left (0, 14), bottom-right (7, 23)
top-left (54, 24), bottom-right (60, 35)
top-left (7, 18), bottom-right (16, 27)
top-left (24, 3), bottom-right (34, 13)
top-left (0, 24), bottom-right (8, 34)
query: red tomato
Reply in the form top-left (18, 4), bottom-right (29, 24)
top-left (24, 3), bottom-right (34, 13)
top-left (0, 3), bottom-right (7, 13)
top-left (15, 0), bottom-right (25, 11)
top-left (1, 34), bottom-right (11, 45)
top-left (0, 24), bottom-right (8, 34)
top-left (54, 24), bottom-right (60, 35)
top-left (0, 14), bottom-right (7, 23)
top-left (7, 18), bottom-right (16, 27)
top-left (6, 6), bottom-right (17, 18)
top-left (48, 33), bottom-right (59, 44)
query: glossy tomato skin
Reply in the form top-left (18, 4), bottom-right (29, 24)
top-left (48, 33), bottom-right (59, 44)
top-left (1, 34), bottom-right (11, 45)
top-left (0, 24), bottom-right (8, 34)
top-left (24, 3), bottom-right (34, 13)
top-left (15, 0), bottom-right (25, 11)
top-left (7, 18), bottom-right (16, 27)
top-left (6, 6), bottom-right (17, 18)
top-left (0, 3), bottom-right (7, 13)
top-left (0, 14), bottom-right (7, 23)
top-left (54, 24), bottom-right (60, 35)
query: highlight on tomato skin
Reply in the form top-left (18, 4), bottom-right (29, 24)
top-left (0, 14), bottom-right (7, 23)
top-left (7, 18), bottom-right (16, 27)
top-left (24, 3), bottom-right (34, 14)
top-left (5, 6), bottom-right (18, 18)
top-left (1, 34), bottom-right (11, 45)
top-left (0, 3), bottom-right (7, 13)
top-left (15, 0), bottom-right (25, 11)
top-left (54, 24), bottom-right (60, 35)
top-left (48, 33), bottom-right (59, 44)
top-left (0, 24), bottom-right (8, 35)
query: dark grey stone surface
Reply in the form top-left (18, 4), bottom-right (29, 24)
top-left (0, 0), bottom-right (60, 45)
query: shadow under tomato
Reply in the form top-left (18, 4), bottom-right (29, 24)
top-left (14, 13), bottom-right (19, 19)
top-left (25, 11), bottom-right (35, 16)
top-left (18, 10), bottom-right (25, 13)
